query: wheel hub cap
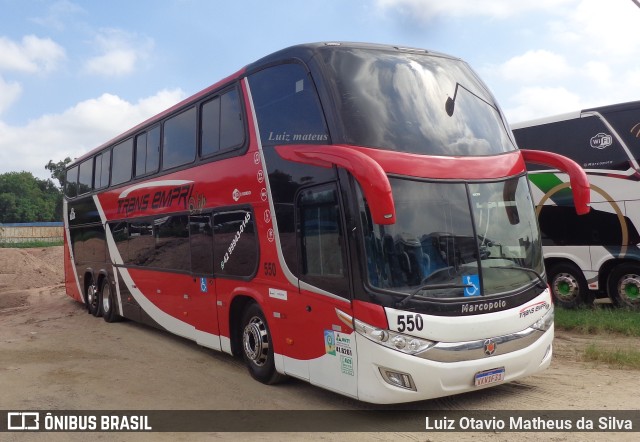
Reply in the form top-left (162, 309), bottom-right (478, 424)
top-left (553, 273), bottom-right (578, 301)
top-left (619, 275), bottom-right (640, 302)
top-left (243, 317), bottom-right (268, 366)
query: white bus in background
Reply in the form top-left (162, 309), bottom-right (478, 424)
top-left (512, 100), bottom-right (640, 310)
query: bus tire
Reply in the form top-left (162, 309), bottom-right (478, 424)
top-left (241, 303), bottom-right (286, 385)
top-left (87, 280), bottom-right (102, 317)
top-left (547, 262), bottom-right (591, 308)
top-left (101, 278), bottom-right (120, 323)
top-left (607, 263), bottom-right (640, 310)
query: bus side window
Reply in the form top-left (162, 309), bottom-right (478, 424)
top-left (111, 139), bottom-right (134, 186)
top-left (297, 184), bottom-right (350, 297)
top-left (78, 159), bottom-right (93, 195)
top-left (189, 214), bottom-right (214, 275)
top-left (163, 106), bottom-right (197, 170)
top-left (127, 220), bottom-right (154, 266)
top-left (213, 209), bottom-right (258, 278)
top-left (135, 126), bottom-right (160, 177)
top-left (248, 62), bottom-right (329, 146)
top-left (110, 222), bottom-right (129, 263)
top-left (514, 116), bottom-right (629, 171)
top-left (65, 165), bottom-right (79, 198)
top-left (202, 88), bottom-right (245, 157)
top-left (94, 151), bottom-right (110, 189)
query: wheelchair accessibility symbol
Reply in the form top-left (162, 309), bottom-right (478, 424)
top-left (463, 275), bottom-right (480, 297)
top-left (200, 277), bottom-right (208, 293)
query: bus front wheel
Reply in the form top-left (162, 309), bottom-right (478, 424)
top-left (240, 303), bottom-right (286, 385)
top-left (608, 263), bottom-right (640, 310)
top-left (86, 279), bottom-right (102, 317)
top-left (547, 262), bottom-right (591, 309)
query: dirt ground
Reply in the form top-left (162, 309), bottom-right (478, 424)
top-left (1, 246), bottom-right (639, 441)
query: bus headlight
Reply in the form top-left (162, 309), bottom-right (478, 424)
top-left (531, 305), bottom-right (554, 332)
top-left (354, 318), bottom-right (435, 355)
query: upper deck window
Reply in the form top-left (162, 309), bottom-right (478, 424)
top-left (65, 166), bottom-right (78, 198)
top-left (78, 159), bottom-right (93, 195)
top-left (320, 48), bottom-right (516, 156)
top-left (248, 63), bottom-right (329, 146)
top-left (94, 151), bottom-right (110, 189)
top-left (163, 106), bottom-right (196, 170)
top-left (514, 116), bottom-right (631, 172)
top-left (135, 126), bottom-right (160, 177)
top-left (201, 88), bottom-right (245, 156)
top-left (111, 138), bottom-right (134, 186)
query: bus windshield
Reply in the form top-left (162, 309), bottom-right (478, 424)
top-left (361, 176), bottom-right (544, 301)
top-left (321, 47), bottom-right (516, 155)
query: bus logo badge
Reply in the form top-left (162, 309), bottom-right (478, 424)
top-left (232, 189), bottom-right (251, 201)
top-left (590, 133), bottom-right (612, 149)
top-left (483, 339), bottom-right (497, 356)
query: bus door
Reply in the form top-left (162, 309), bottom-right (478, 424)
top-left (282, 182), bottom-right (357, 397)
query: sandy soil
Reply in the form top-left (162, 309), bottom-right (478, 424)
top-left (0, 246), bottom-right (639, 441)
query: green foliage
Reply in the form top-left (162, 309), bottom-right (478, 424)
top-left (583, 344), bottom-right (640, 370)
top-left (554, 306), bottom-right (640, 337)
top-left (0, 171), bottom-right (63, 222)
top-left (45, 157), bottom-right (72, 188)
top-left (0, 240), bottom-right (63, 248)
top-left (555, 306), bottom-right (640, 370)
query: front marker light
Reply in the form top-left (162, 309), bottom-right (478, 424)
top-left (354, 318), bottom-right (435, 355)
top-left (379, 367), bottom-right (416, 391)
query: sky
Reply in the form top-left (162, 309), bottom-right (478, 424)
top-left (2, 0), bottom-right (640, 181)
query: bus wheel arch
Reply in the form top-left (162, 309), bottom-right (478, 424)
top-left (229, 295), bottom-right (254, 358)
top-left (545, 260), bottom-right (592, 308)
top-left (238, 301), bottom-right (287, 385)
top-left (607, 262), bottom-right (640, 310)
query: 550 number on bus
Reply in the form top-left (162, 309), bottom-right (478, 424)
top-left (396, 314), bottom-right (424, 333)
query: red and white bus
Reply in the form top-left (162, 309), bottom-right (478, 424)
top-left (63, 42), bottom-right (589, 404)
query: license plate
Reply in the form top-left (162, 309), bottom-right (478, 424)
top-left (474, 367), bottom-right (505, 387)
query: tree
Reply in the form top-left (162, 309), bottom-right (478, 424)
top-left (0, 171), bottom-right (62, 222)
top-left (46, 157), bottom-right (72, 188)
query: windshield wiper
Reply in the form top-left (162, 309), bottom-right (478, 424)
top-left (397, 282), bottom-right (472, 308)
top-left (491, 265), bottom-right (547, 289)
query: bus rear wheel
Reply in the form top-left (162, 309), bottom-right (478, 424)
top-left (240, 303), bottom-right (286, 385)
top-left (547, 262), bottom-right (591, 309)
top-left (101, 278), bottom-right (120, 323)
top-left (608, 263), bottom-right (640, 310)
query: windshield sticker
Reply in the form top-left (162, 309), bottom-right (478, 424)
top-left (324, 330), bottom-right (336, 355)
top-left (463, 275), bottom-right (480, 297)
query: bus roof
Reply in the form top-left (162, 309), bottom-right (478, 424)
top-left (511, 99), bottom-right (640, 129)
top-left (69, 42), bottom-right (458, 167)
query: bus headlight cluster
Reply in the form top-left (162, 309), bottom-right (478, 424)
top-left (531, 305), bottom-right (554, 332)
top-left (354, 318), bottom-right (435, 355)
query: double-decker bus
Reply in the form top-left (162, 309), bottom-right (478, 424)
top-left (63, 42), bottom-right (589, 404)
top-left (513, 101), bottom-right (640, 310)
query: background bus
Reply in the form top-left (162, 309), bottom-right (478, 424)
top-left (63, 42), bottom-right (587, 404)
top-left (512, 100), bottom-right (640, 310)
